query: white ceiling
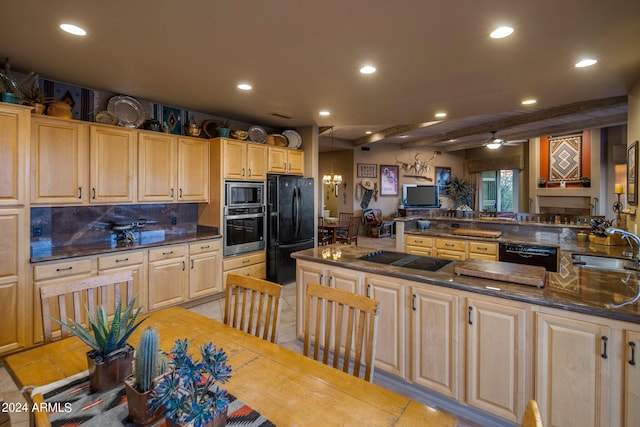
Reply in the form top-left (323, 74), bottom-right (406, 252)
top-left (1, 1), bottom-right (639, 150)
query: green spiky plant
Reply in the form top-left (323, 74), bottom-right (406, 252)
top-left (132, 326), bottom-right (169, 392)
top-left (54, 295), bottom-right (147, 360)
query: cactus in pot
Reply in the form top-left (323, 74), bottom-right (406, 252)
top-left (125, 327), bottom-right (169, 426)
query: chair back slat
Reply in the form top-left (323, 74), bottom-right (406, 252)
top-left (39, 271), bottom-right (136, 344)
top-left (303, 282), bottom-right (379, 382)
top-left (224, 274), bottom-right (283, 343)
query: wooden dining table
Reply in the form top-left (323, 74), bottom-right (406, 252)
top-left (322, 222), bottom-right (348, 244)
top-left (4, 306), bottom-right (457, 426)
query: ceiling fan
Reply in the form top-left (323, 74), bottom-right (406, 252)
top-left (485, 131), bottom-right (527, 149)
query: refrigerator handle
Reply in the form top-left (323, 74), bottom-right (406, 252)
top-left (294, 186), bottom-right (301, 236)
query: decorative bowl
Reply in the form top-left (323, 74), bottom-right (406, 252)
top-left (231, 130), bottom-right (249, 140)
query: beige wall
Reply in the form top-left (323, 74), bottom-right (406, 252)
top-left (626, 76), bottom-right (640, 233)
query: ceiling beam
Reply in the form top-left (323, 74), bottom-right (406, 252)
top-left (352, 121), bottom-right (442, 146)
top-left (400, 95), bottom-right (627, 149)
top-left (437, 112), bottom-right (628, 152)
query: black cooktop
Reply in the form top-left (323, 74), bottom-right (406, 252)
top-left (358, 250), bottom-right (452, 272)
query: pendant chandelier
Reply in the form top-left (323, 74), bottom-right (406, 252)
top-left (322, 127), bottom-right (343, 185)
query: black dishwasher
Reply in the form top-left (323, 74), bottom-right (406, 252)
top-left (498, 243), bottom-right (559, 272)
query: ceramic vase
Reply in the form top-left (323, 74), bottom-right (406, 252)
top-left (124, 376), bottom-right (164, 426)
top-left (217, 127), bottom-right (231, 138)
top-left (87, 345), bottom-right (134, 392)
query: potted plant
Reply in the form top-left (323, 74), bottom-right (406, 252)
top-left (0, 58), bottom-right (20, 103)
top-left (17, 72), bottom-right (52, 114)
top-left (216, 118), bottom-right (231, 138)
top-left (446, 175), bottom-right (474, 217)
top-left (150, 338), bottom-right (233, 427)
top-left (54, 295), bottom-right (147, 392)
top-left (538, 177), bottom-right (546, 188)
top-left (581, 176), bottom-right (591, 187)
top-left (125, 326), bottom-right (169, 426)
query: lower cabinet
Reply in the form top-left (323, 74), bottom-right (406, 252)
top-left (147, 245), bottom-right (188, 310)
top-left (97, 250), bottom-right (146, 313)
top-left (222, 251), bottom-right (266, 286)
top-left (624, 329), bottom-right (640, 427)
top-left (189, 240), bottom-right (223, 299)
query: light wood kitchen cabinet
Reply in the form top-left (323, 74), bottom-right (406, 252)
top-left (32, 257), bottom-right (95, 344)
top-left (267, 146), bottom-right (304, 175)
top-left (365, 275), bottom-right (407, 378)
top-left (222, 251), bottom-right (266, 287)
top-left (177, 137), bottom-right (209, 201)
top-left (188, 239), bottom-right (222, 299)
top-left (147, 245), bottom-right (188, 311)
top-left (435, 237), bottom-right (467, 260)
top-left (0, 104), bottom-right (29, 206)
top-left (624, 329), bottom-right (640, 427)
top-left (137, 131), bottom-right (176, 202)
top-left (467, 241), bottom-right (498, 261)
top-left (89, 124), bottom-right (136, 203)
top-left (535, 309), bottom-right (611, 427)
top-left (222, 139), bottom-right (267, 180)
top-left (466, 296), bottom-right (528, 423)
top-left (405, 235), bottom-right (433, 256)
top-left (97, 250), bottom-right (146, 313)
top-left (411, 285), bottom-right (460, 399)
top-left (0, 209), bottom-right (27, 355)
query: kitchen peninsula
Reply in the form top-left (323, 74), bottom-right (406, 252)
top-left (292, 244), bottom-right (640, 426)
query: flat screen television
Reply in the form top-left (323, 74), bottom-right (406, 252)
top-left (403, 184), bottom-right (440, 207)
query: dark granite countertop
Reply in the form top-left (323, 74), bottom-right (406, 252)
top-left (30, 226), bottom-right (221, 263)
top-left (292, 244), bottom-right (640, 324)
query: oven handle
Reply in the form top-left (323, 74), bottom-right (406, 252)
top-left (504, 248), bottom-right (551, 257)
top-left (225, 213), bottom-right (265, 220)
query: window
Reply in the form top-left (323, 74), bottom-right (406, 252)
top-left (478, 170), bottom-right (518, 212)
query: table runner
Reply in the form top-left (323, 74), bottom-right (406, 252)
top-left (33, 372), bottom-right (275, 426)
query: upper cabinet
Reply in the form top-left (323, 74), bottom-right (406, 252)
top-left (89, 125), bottom-right (136, 203)
top-left (137, 132), bottom-right (209, 203)
top-left (0, 104), bottom-right (30, 206)
top-left (268, 146), bottom-right (304, 175)
top-left (222, 139), bottom-right (267, 180)
top-left (31, 115), bottom-right (88, 204)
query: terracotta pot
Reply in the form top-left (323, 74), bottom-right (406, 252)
top-left (87, 345), bottom-right (134, 392)
top-left (45, 101), bottom-right (73, 119)
top-left (124, 376), bottom-right (164, 426)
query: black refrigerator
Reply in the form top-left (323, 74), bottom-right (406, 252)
top-left (267, 174), bottom-right (315, 284)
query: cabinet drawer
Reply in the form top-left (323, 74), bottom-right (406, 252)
top-left (435, 250), bottom-right (466, 261)
top-left (435, 238), bottom-right (466, 252)
top-left (189, 239), bottom-right (221, 255)
top-left (405, 245), bottom-right (433, 256)
top-left (34, 258), bottom-right (93, 281)
top-left (406, 235), bottom-right (433, 248)
top-left (223, 251), bottom-right (266, 271)
top-left (148, 245), bottom-right (186, 262)
top-left (468, 241), bottom-right (497, 255)
top-left (223, 263), bottom-right (266, 283)
top-left (98, 251), bottom-right (144, 270)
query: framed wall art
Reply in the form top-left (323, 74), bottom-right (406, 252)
top-left (380, 165), bottom-right (399, 196)
top-left (357, 163), bottom-right (377, 178)
top-left (628, 140), bottom-right (638, 205)
top-left (435, 166), bottom-right (451, 195)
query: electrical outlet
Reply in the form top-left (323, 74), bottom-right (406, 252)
top-left (33, 226), bottom-right (43, 237)
top-left (171, 216), bottom-right (177, 225)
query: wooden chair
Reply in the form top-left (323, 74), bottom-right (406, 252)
top-left (336, 215), bottom-right (361, 245)
top-left (303, 282), bottom-right (379, 382)
top-left (338, 211), bottom-right (353, 226)
top-left (521, 399), bottom-right (543, 427)
top-left (224, 273), bottom-right (283, 343)
top-left (40, 271), bottom-right (135, 344)
top-left (318, 216), bottom-right (333, 245)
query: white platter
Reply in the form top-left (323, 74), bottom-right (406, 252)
top-left (283, 129), bottom-right (302, 148)
top-left (107, 95), bottom-right (146, 128)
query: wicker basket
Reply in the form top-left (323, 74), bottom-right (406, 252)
top-left (266, 134), bottom-right (288, 146)
top-left (588, 233), bottom-right (626, 246)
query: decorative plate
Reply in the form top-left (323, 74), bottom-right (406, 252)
top-left (248, 126), bottom-right (267, 143)
top-left (107, 95), bottom-right (146, 128)
top-left (283, 130), bottom-right (302, 149)
top-left (202, 120), bottom-right (221, 138)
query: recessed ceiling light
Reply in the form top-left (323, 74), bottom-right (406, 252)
top-left (435, 112), bottom-right (447, 118)
top-left (319, 111), bottom-right (330, 116)
top-left (575, 58), bottom-right (598, 68)
top-left (59, 23), bottom-right (86, 36)
top-left (400, 135), bottom-right (409, 139)
top-left (522, 99), bottom-right (537, 105)
top-left (365, 131), bottom-right (372, 135)
top-left (490, 26), bottom-right (514, 39)
top-left (237, 83), bottom-right (252, 91)
top-left (360, 65), bottom-right (376, 74)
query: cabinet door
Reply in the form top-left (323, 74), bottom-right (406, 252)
top-left (536, 311), bottom-right (611, 427)
top-left (97, 250), bottom-right (146, 313)
top-left (287, 149), bottom-right (304, 175)
top-left (0, 105), bottom-right (29, 205)
top-left (296, 261), bottom-right (326, 337)
top-left (31, 116), bottom-right (87, 204)
top-left (178, 137), bottom-right (209, 201)
top-left (189, 249), bottom-right (222, 299)
top-left (223, 139), bottom-right (247, 179)
top-left (411, 286), bottom-right (460, 399)
top-left (138, 132), bottom-right (176, 202)
top-left (0, 209), bottom-right (26, 354)
top-left (90, 125), bottom-right (135, 203)
top-left (466, 297), bottom-right (527, 423)
top-left (624, 329), bottom-right (640, 427)
top-left (246, 144), bottom-right (267, 180)
top-left (267, 147), bottom-right (287, 174)
top-left (148, 257), bottom-right (188, 310)
top-left (365, 275), bottom-right (406, 378)
top-left (327, 266), bottom-right (362, 294)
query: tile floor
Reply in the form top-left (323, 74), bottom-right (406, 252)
top-left (0, 236), bottom-right (514, 426)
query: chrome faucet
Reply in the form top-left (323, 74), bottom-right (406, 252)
top-left (605, 227), bottom-right (640, 261)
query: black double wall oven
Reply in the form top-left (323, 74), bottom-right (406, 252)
top-left (223, 181), bottom-right (266, 256)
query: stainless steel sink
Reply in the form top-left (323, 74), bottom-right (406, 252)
top-left (571, 253), bottom-right (640, 272)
